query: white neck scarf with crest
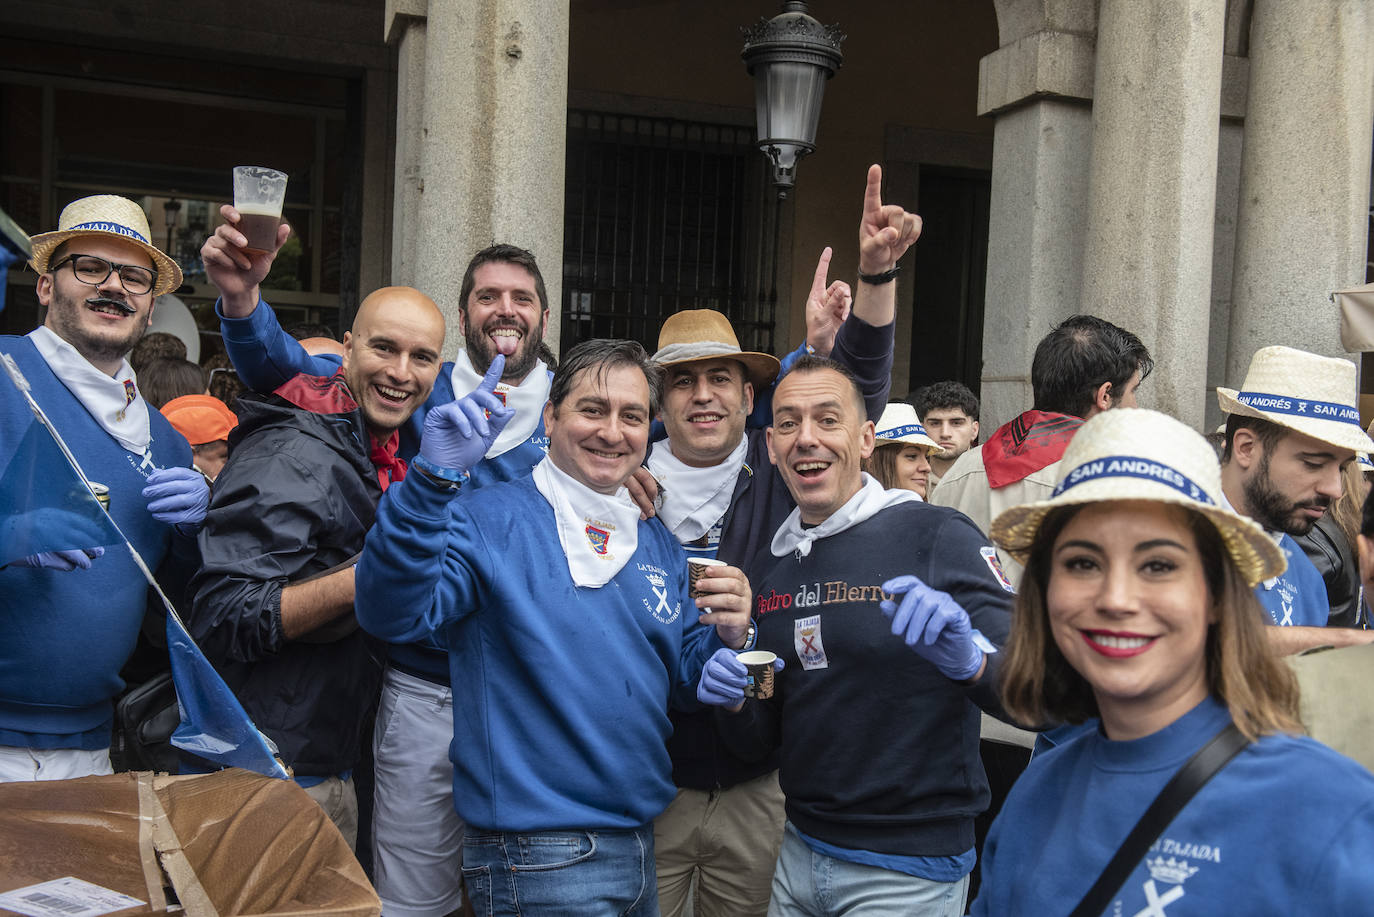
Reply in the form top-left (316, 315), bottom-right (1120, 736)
top-left (771, 473), bottom-right (920, 558)
top-left (532, 456), bottom-right (642, 587)
top-left (30, 325), bottom-right (151, 456)
top-left (450, 348), bottom-right (550, 458)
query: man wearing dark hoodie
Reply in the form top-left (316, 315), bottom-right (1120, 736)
top-left (932, 314), bottom-right (1152, 588)
top-left (188, 286), bottom-right (445, 848)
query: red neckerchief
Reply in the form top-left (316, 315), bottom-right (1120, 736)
top-left (274, 369), bottom-right (407, 491)
top-left (369, 430), bottom-right (407, 491)
top-left (982, 410), bottom-right (1084, 489)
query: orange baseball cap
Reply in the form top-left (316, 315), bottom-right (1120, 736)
top-left (161, 394), bottom-right (238, 446)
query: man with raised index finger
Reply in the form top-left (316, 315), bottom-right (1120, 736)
top-left (355, 340), bottom-right (754, 916)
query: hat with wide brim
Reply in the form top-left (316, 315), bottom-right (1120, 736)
top-left (1216, 345), bottom-right (1373, 453)
top-left (874, 402), bottom-right (939, 451)
top-left (652, 309), bottom-right (781, 390)
top-left (160, 394), bottom-right (238, 446)
top-left (990, 408), bottom-right (1285, 588)
top-left (28, 195), bottom-right (182, 296)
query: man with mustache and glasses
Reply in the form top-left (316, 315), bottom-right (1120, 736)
top-left (0, 195), bottom-right (209, 782)
top-left (203, 218), bottom-right (556, 916)
top-left (1217, 345), bottom-right (1374, 655)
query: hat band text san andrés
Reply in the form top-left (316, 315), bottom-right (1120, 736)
top-left (1237, 391), bottom-right (1361, 427)
top-left (1052, 455), bottom-right (1215, 506)
top-left (879, 423), bottom-right (929, 439)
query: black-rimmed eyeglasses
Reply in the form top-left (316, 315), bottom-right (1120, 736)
top-left (50, 254), bottom-right (158, 296)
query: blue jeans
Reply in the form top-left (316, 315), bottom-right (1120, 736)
top-left (461, 824), bottom-right (659, 916)
top-left (768, 823), bottom-right (968, 917)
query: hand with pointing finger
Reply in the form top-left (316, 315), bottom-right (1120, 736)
top-left (858, 164), bottom-right (921, 275)
top-left (419, 354), bottom-right (515, 473)
top-left (805, 246), bottom-right (852, 357)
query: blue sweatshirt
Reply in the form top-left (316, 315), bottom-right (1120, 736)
top-left (355, 470), bottom-right (725, 832)
top-left (0, 336), bottom-right (192, 749)
top-left (1255, 533), bottom-right (1328, 627)
top-left (973, 696), bottom-right (1374, 915)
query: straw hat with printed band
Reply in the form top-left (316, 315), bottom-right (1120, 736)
top-left (28, 195), bottom-right (183, 296)
top-left (874, 402), bottom-right (940, 452)
top-left (990, 408), bottom-right (1285, 588)
top-left (1216, 345), bottom-right (1374, 454)
top-left (653, 309), bottom-right (781, 390)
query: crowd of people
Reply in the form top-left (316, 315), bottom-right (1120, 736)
top-left (4, 162), bottom-right (1374, 917)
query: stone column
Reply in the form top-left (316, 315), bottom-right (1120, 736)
top-left (1078, 0), bottom-right (1225, 430)
top-left (413, 0), bottom-right (569, 358)
top-left (977, 0), bottom-right (1099, 432)
top-left (1227, 0), bottom-right (1374, 380)
top-left (385, 0), bottom-right (427, 291)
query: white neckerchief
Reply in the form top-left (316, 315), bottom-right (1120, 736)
top-left (646, 436), bottom-right (747, 543)
top-left (532, 456), bottom-right (641, 587)
top-left (450, 349), bottom-right (550, 458)
top-left (771, 474), bottom-right (920, 558)
top-left (29, 325), bottom-right (151, 456)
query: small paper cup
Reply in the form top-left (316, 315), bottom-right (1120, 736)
top-left (687, 557), bottom-right (728, 598)
top-left (737, 650), bottom-right (778, 699)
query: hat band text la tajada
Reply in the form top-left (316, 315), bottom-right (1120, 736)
top-left (1237, 391), bottom-right (1361, 427)
top-left (68, 220), bottom-right (150, 245)
top-left (1051, 454), bottom-right (1215, 505)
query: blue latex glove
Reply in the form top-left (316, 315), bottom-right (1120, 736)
top-left (143, 466), bottom-right (211, 532)
top-left (697, 648), bottom-right (786, 707)
top-left (880, 575), bottom-right (986, 682)
top-left (11, 547), bottom-right (105, 571)
top-left (419, 353), bottom-right (516, 473)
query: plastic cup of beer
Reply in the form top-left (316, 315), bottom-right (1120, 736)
top-left (737, 650), bottom-right (777, 699)
top-left (231, 166), bottom-right (288, 254)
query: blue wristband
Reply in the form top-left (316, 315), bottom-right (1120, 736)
top-left (412, 454), bottom-right (466, 489)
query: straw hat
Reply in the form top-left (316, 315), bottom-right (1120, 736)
top-left (990, 408), bottom-right (1285, 587)
top-left (874, 402), bottom-right (939, 451)
top-left (653, 309), bottom-right (780, 389)
top-left (161, 394), bottom-right (238, 446)
top-left (1216, 345), bottom-right (1373, 453)
top-left (28, 195), bottom-right (182, 296)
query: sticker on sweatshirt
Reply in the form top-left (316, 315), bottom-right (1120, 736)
top-left (980, 546), bottom-right (1016, 593)
top-left (794, 614), bottom-right (828, 670)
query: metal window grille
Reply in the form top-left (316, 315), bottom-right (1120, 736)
top-left (562, 110), bottom-right (776, 355)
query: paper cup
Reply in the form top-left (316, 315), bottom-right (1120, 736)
top-left (687, 557), bottom-right (728, 598)
top-left (738, 650), bottom-right (777, 699)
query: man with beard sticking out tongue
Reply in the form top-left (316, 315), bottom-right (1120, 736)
top-left (203, 217), bottom-right (552, 917)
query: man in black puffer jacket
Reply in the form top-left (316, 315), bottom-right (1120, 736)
top-left (188, 286), bottom-right (445, 848)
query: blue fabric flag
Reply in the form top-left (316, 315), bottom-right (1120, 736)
top-left (0, 413), bottom-right (122, 566)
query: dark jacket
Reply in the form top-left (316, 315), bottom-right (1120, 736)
top-left (1296, 513), bottom-right (1363, 628)
top-left (188, 377), bottom-right (384, 776)
top-left (666, 316), bottom-right (894, 790)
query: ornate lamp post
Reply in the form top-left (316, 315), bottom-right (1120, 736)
top-left (740, 1), bottom-right (845, 196)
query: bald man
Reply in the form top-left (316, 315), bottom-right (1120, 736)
top-left (188, 286), bottom-right (445, 847)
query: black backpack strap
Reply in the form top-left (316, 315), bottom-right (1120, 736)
top-left (1067, 721), bottom-right (1250, 917)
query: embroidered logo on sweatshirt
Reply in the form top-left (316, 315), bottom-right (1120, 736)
top-left (794, 614), bottom-right (828, 670)
top-left (980, 547), bottom-right (1016, 594)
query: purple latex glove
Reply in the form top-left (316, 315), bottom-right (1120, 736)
top-left (143, 466), bottom-right (211, 532)
top-left (11, 547), bottom-right (105, 571)
top-left (880, 575), bottom-right (985, 682)
top-left (419, 354), bottom-right (516, 473)
top-left (698, 647), bottom-right (786, 707)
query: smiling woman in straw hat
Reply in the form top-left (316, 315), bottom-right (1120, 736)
top-left (862, 401), bottom-right (940, 497)
top-left (969, 408), bottom-right (1374, 916)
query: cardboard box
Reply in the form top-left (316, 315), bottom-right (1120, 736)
top-left (0, 769), bottom-right (380, 917)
